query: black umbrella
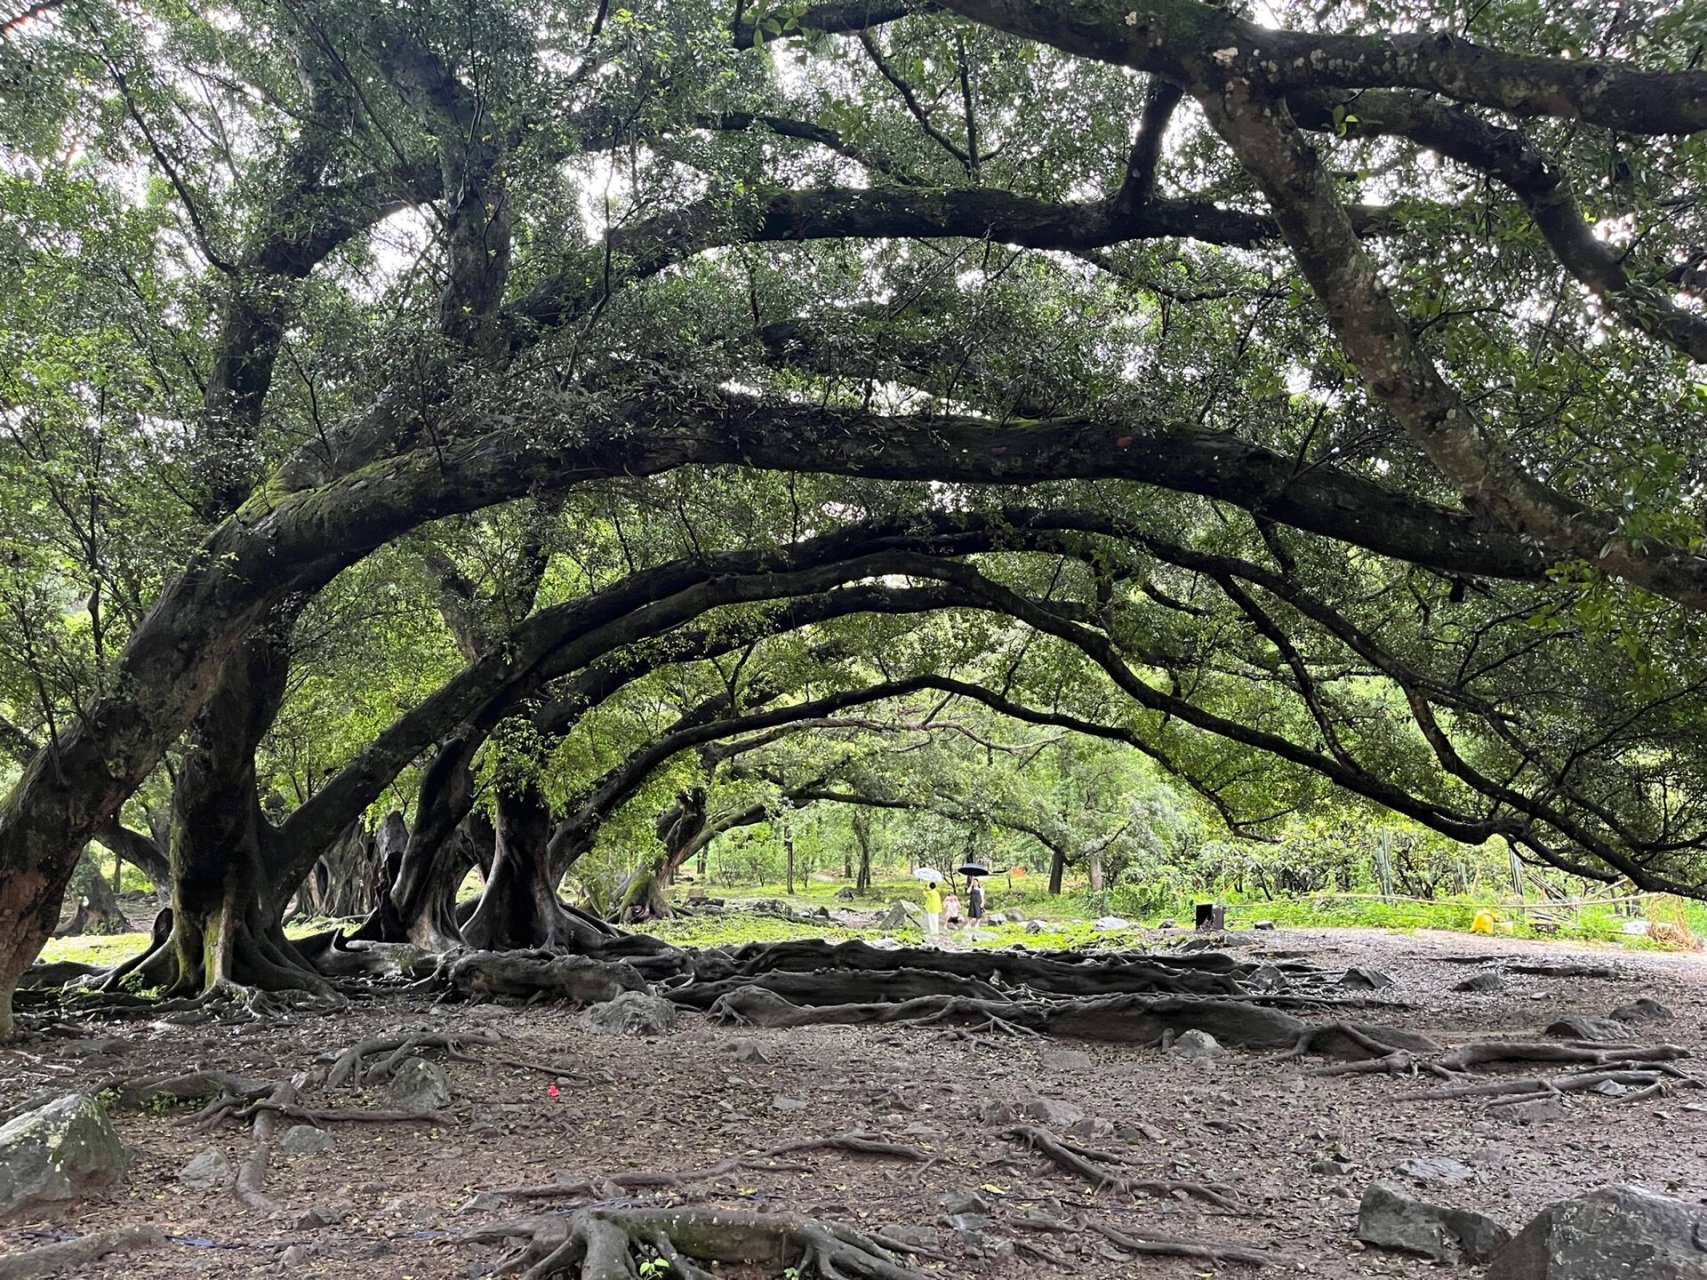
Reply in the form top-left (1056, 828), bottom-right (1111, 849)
top-left (957, 862), bottom-right (991, 879)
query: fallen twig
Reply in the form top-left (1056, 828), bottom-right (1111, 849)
top-left (1091, 1221), bottom-right (1296, 1267)
top-left (1002, 1124), bottom-right (1242, 1211)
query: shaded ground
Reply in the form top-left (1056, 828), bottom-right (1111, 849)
top-left (3, 926), bottom-right (1704, 1277)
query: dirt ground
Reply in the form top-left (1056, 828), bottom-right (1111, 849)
top-left (3, 926), bottom-right (1705, 1278)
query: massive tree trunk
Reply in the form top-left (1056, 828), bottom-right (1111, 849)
top-left (463, 783), bottom-right (609, 949)
top-left (353, 735), bottom-right (478, 949)
top-left (122, 619), bottom-right (330, 998)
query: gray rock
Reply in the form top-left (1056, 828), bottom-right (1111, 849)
top-left (1157, 918), bottom-right (1177, 930)
top-left (1253, 920), bottom-right (1276, 930)
top-left (1340, 966), bottom-right (1395, 990)
top-left (1024, 920), bottom-right (1046, 934)
top-left (1021, 1098), bottom-right (1086, 1127)
top-left (1005, 909), bottom-right (1026, 923)
top-left (1040, 1049), bottom-right (1092, 1072)
top-left (1487, 1094), bottom-right (1565, 1124)
top-left (1093, 916), bottom-right (1132, 930)
top-left (1543, 1016), bottom-right (1633, 1042)
top-left (277, 1125), bottom-right (335, 1156)
top-left (578, 989), bottom-right (678, 1037)
top-left (1394, 1156), bottom-right (1475, 1186)
top-left (717, 1037), bottom-right (770, 1063)
top-left (770, 1096), bottom-right (808, 1112)
top-left (1487, 1184), bottom-right (1707, 1280)
top-left (976, 1100), bottom-right (1017, 1124)
top-left (1166, 1029), bottom-right (1222, 1060)
top-left (938, 1189), bottom-right (991, 1216)
top-left (1357, 1181), bottom-right (1513, 1264)
top-left (0, 1093), bottom-right (127, 1218)
top-left (386, 1058), bottom-right (453, 1115)
top-left (877, 1225), bottom-right (939, 1248)
top-left (1454, 970), bottom-right (1507, 993)
top-left (292, 1205), bottom-right (344, 1230)
top-left (1311, 1158), bottom-right (1354, 1176)
top-left (942, 1212), bottom-right (992, 1236)
top-left (877, 900), bottom-right (924, 930)
top-left (277, 1243), bottom-right (310, 1268)
top-left (1608, 998), bottom-right (1674, 1023)
top-left (177, 1147), bottom-right (232, 1191)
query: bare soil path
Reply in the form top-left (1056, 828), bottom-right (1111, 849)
top-left (3, 926), bottom-right (1704, 1278)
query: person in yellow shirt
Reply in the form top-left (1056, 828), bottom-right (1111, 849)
top-left (922, 881), bottom-right (943, 938)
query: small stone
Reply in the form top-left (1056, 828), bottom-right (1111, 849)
top-left (1310, 1158), bottom-right (1353, 1176)
top-left (941, 1212), bottom-right (992, 1236)
top-left (1393, 1156), bottom-right (1475, 1185)
top-left (578, 990), bottom-right (677, 1037)
top-left (771, 1096), bottom-right (809, 1112)
top-left (386, 1057), bottom-right (453, 1115)
top-left (1543, 1015), bottom-right (1632, 1042)
top-left (1608, 997), bottom-right (1673, 1023)
top-left (1591, 1080), bottom-right (1627, 1097)
top-left (0, 1093), bottom-right (128, 1218)
top-left (292, 1205), bottom-right (343, 1230)
top-left (877, 1225), bottom-right (938, 1248)
top-left (1339, 966), bottom-right (1395, 990)
top-left (1454, 970), bottom-right (1507, 993)
top-left (1093, 916), bottom-right (1132, 930)
top-left (1166, 1029), bottom-right (1222, 1060)
top-left (1039, 1049), bottom-right (1091, 1073)
top-left (1253, 919), bottom-right (1276, 930)
top-left (1157, 918), bottom-right (1176, 929)
top-left (937, 1189), bottom-right (990, 1216)
top-left (1487, 1094), bottom-right (1566, 1124)
top-left (277, 1124), bottom-right (335, 1156)
top-left (1021, 1098), bottom-right (1086, 1126)
top-left (277, 1244), bottom-right (310, 1268)
top-left (1024, 920), bottom-right (1046, 934)
top-left (177, 1147), bottom-right (232, 1191)
top-left (1005, 909), bottom-right (1026, 923)
top-left (717, 1038), bottom-right (770, 1063)
top-left (976, 1100), bottom-right (1016, 1124)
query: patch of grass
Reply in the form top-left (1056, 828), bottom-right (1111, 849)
top-left (37, 932), bottom-right (150, 968)
top-left (634, 914), bottom-right (867, 948)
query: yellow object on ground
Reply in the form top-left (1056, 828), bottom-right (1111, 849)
top-left (1470, 911), bottom-right (1496, 935)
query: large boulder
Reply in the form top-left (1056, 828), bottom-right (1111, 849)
top-left (876, 900), bottom-right (923, 930)
top-left (0, 1094), bottom-right (127, 1219)
top-left (578, 990), bottom-right (678, 1037)
top-left (1357, 1182), bottom-right (1512, 1264)
top-left (1486, 1184), bottom-right (1707, 1279)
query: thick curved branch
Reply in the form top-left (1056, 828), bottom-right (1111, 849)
top-left (1199, 81), bottom-right (1707, 610)
top-left (939, 0), bottom-right (1707, 135)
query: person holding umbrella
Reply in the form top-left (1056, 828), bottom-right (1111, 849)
top-left (966, 875), bottom-right (986, 927)
top-left (921, 877), bottom-right (944, 939)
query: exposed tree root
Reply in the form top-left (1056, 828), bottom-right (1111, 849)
top-left (1275, 1020), bottom-right (1443, 1064)
top-left (463, 1206), bottom-right (925, 1280)
top-left (707, 986), bottom-right (1317, 1049)
top-left (415, 950), bottom-right (649, 1006)
top-left (323, 1026), bottom-right (504, 1088)
top-left (1433, 1040), bottom-right (1689, 1071)
top-left (0, 1226), bottom-right (165, 1280)
top-left (1394, 1066), bottom-right (1702, 1103)
top-left (1003, 1124), bottom-right (1242, 1211)
top-left (235, 1080), bottom-right (294, 1211)
top-left (470, 1132), bottom-right (931, 1206)
top-left (1090, 1221), bottom-right (1296, 1267)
